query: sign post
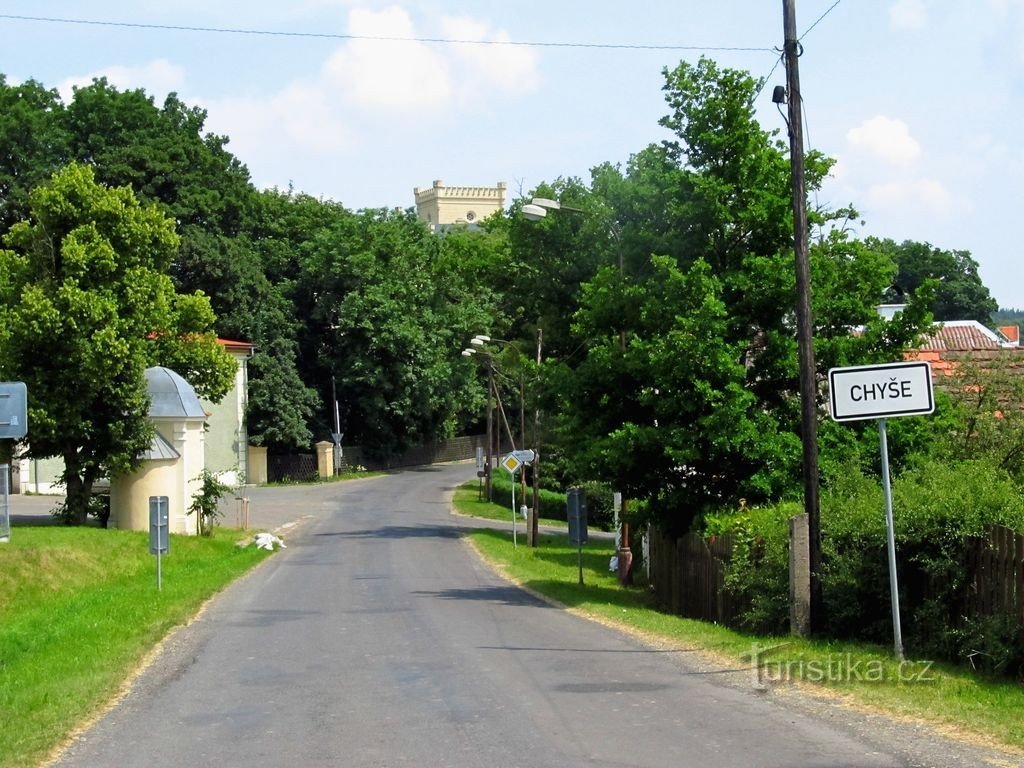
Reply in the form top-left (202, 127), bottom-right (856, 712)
top-left (501, 453), bottom-right (523, 548)
top-left (828, 361), bottom-right (934, 661)
top-left (0, 382), bottom-right (28, 544)
top-left (567, 488), bottom-right (588, 585)
top-left (149, 496), bottom-right (170, 591)
top-left (0, 466), bottom-right (8, 544)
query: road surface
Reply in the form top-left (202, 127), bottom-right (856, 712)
top-left (52, 464), bottom-right (1020, 767)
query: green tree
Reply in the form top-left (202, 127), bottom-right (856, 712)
top-left (539, 58), bottom-right (932, 528)
top-left (0, 164), bottom-right (234, 523)
top-left (0, 75), bottom-right (69, 230)
top-left (286, 206), bottom-right (498, 454)
top-left (871, 237), bottom-right (998, 324)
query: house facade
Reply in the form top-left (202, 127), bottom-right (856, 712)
top-left (202, 338), bottom-right (254, 486)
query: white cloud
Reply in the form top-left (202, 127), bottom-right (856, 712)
top-left (56, 59), bottom-right (186, 104)
top-left (889, 0), bottom-right (928, 30)
top-left (204, 80), bottom-right (353, 162)
top-left (846, 116), bottom-right (922, 166)
top-left (323, 7), bottom-right (453, 111)
top-left (439, 16), bottom-right (541, 95)
top-left (319, 8), bottom-right (540, 113)
top-left (866, 178), bottom-right (966, 217)
top-left (183, 7), bottom-right (541, 189)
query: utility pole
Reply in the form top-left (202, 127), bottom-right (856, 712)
top-left (783, 0), bottom-right (823, 634)
top-left (530, 328), bottom-right (542, 547)
top-left (485, 361), bottom-right (494, 501)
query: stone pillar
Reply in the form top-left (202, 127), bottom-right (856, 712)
top-left (790, 513), bottom-right (811, 636)
top-left (315, 441), bottom-right (334, 480)
top-left (247, 445), bottom-right (268, 485)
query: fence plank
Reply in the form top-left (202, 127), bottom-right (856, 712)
top-left (648, 528), bottom-right (737, 627)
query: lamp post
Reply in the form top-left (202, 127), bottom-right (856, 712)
top-left (466, 335), bottom-right (537, 544)
top-left (462, 345), bottom-right (494, 501)
top-left (523, 197), bottom-right (633, 584)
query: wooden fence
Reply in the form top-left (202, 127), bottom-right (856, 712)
top-left (648, 522), bottom-right (1024, 634)
top-left (964, 525), bottom-right (1024, 624)
top-left (648, 527), bottom-right (739, 627)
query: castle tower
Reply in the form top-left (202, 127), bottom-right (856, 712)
top-left (414, 179), bottom-right (507, 231)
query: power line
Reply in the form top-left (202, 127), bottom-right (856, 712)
top-left (0, 13), bottom-right (776, 53)
top-left (800, 0), bottom-right (843, 40)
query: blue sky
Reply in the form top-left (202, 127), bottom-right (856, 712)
top-left (2, 1), bottom-right (1023, 308)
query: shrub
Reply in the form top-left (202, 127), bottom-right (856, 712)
top-left (704, 502), bottom-right (797, 633)
top-left (701, 457), bottom-right (1024, 671)
top-left (488, 477), bottom-right (615, 531)
top-left (188, 469), bottom-right (232, 537)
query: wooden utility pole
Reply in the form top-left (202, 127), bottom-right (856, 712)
top-left (530, 328), bottom-right (542, 547)
top-left (783, 0), bottom-right (823, 633)
top-left (485, 362), bottom-right (494, 501)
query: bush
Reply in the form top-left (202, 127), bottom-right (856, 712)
top-left (701, 457), bottom-right (1024, 672)
top-left (704, 502), bottom-right (797, 633)
top-left (488, 477), bottom-right (615, 531)
top-left (188, 469), bottom-right (232, 537)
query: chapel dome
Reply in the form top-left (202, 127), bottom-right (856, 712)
top-left (144, 366), bottom-right (206, 419)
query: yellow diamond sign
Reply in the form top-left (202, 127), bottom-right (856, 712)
top-left (501, 453), bottom-right (523, 475)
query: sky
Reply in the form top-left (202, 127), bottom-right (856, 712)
top-left (2, 1), bottom-right (1023, 307)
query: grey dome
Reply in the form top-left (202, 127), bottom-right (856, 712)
top-left (145, 367), bottom-right (207, 419)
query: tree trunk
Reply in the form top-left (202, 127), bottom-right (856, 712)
top-left (62, 453), bottom-right (94, 525)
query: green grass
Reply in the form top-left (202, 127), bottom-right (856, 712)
top-left (468, 527), bottom-right (1024, 753)
top-left (452, 480), bottom-right (568, 527)
top-left (0, 526), bottom-right (271, 768)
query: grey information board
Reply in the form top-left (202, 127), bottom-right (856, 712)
top-left (567, 487), bottom-right (588, 546)
top-left (149, 496), bottom-right (170, 555)
top-left (0, 382), bottom-right (28, 440)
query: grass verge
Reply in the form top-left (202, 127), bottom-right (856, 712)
top-left (467, 526), bottom-right (1024, 753)
top-left (452, 480), bottom-right (567, 527)
top-left (0, 527), bottom-right (271, 768)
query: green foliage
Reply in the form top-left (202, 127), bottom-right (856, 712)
top-left (530, 57), bottom-right (933, 535)
top-left (488, 475), bottom-right (616, 531)
top-left (704, 502), bottom-right (798, 634)
top-left (0, 76), bottom-right (70, 230)
top-left (870, 237), bottom-right (998, 324)
top-left (0, 164), bottom-right (233, 523)
top-left (188, 469), bottom-right (233, 536)
top-left (703, 457), bottom-right (1024, 673)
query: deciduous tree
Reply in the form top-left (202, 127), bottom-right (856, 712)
top-left (0, 164), bottom-right (234, 523)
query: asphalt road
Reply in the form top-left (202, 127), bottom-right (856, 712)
top-left (51, 464), bottom-right (1020, 767)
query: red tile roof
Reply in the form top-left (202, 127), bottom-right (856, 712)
top-left (916, 322), bottom-right (1003, 352)
top-left (216, 338), bottom-right (255, 353)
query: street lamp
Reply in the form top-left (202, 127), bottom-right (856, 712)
top-left (523, 196), bottom-right (633, 584)
top-left (463, 343), bottom-right (496, 502)
top-left (466, 335), bottom-right (540, 545)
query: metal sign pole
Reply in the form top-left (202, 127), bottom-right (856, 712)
top-left (0, 463), bottom-right (9, 543)
top-left (511, 473), bottom-right (517, 549)
top-left (577, 537), bottom-right (583, 586)
top-left (878, 418), bottom-right (904, 661)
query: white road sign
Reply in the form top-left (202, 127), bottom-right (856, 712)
top-left (829, 361), bottom-right (934, 422)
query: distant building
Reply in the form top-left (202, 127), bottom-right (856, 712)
top-left (413, 179), bottom-right (506, 231)
top-left (906, 320), bottom-right (1023, 379)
